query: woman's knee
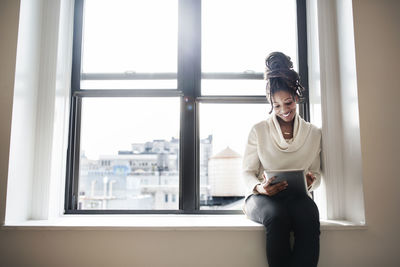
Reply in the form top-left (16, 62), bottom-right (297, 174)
top-left (244, 195), bottom-right (291, 228)
top-left (292, 197), bottom-right (319, 219)
top-left (260, 206), bottom-right (290, 228)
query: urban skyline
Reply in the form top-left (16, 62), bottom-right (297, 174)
top-left (79, 134), bottom-right (245, 210)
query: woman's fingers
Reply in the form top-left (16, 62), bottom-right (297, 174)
top-left (265, 181), bottom-right (288, 196)
top-left (307, 172), bottom-right (316, 180)
top-left (261, 176), bottom-right (274, 189)
top-left (275, 181), bottom-right (288, 192)
top-left (261, 176), bottom-right (289, 196)
top-left (306, 172), bottom-right (316, 187)
top-left (266, 176), bottom-right (276, 186)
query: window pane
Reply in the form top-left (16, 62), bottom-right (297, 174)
top-left (199, 103), bottom-right (270, 210)
top-left (81, 0), bottom-right (177, 88)
top-left (201, 80), bottom-right (266, 96)
top-left (201, 0), bottom-right (298, 95)
top-left (78, 97), bottom-right (180, 210)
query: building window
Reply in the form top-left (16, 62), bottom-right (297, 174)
top-left (65, 0), bottom-right (309, 214)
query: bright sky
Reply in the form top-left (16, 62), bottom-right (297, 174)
top-left (80, 0), bottom-right (297, 159)
top-left (80, 98), bottom-right (270, 159)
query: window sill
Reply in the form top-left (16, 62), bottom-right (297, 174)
top-left (1, 215), bottom-right (367, 231)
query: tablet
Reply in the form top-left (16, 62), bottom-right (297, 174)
top-left (264, 169), bottom-right (308, 197)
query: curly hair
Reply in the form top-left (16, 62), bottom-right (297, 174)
top-left (264, 52), bottom-right (306, 114)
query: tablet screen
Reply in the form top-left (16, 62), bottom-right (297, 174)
top-left (265, 169), bottom-right (308, 197)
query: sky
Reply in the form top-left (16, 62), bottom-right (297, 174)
top-left (80, 0), bottom-right (298, 159)
top-left (80, 97), bottom-right (270, 159)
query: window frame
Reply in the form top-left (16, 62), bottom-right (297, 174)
top-left (64, 0), bottom-right (309, 215)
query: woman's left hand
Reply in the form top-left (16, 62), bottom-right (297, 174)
top-left (306, 172), bottom-right (316, 189)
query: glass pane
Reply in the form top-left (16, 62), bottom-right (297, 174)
top-left (201, 80), bottom-right (266, 96)
top-left (78, 97), bottom-right (180, 210)
top-left (202, 0), bottom-right (298, 95)
top-left (199, 103), bottom-right (270, 210)
top-left (81, 0), bottom-right (177, 88)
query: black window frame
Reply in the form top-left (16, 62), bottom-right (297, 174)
top-left (65, 0), bottom-right (309, 215)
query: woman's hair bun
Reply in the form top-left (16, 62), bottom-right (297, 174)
top-left (265, 52), bottom-right (293, 73)
top-left (264, 52), bottom-right (306, 113)
top-left (264, 52), bottom-right (296, 81)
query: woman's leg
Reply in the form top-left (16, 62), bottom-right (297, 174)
top-left (286, 196), bottom-right (320, 267)
top-left (244, 194), bottom-right (292, 267)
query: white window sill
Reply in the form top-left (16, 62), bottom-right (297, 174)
top-left (1, 215), bottom-right (367, 231)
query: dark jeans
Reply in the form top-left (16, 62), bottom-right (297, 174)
top-left (244, 194), bottom-right (320, 267)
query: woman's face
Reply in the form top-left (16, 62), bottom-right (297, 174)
top-left (271, 90), bottom-right (297, 123)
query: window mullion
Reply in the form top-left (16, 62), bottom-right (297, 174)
top-left (72, 89), bottom-right (183, 98)
top-left (65, 96), bottom-right (82, 211)
top-left (71, 0), bottom-right (84, 92)
top-left (65, 0), bottom-right (84, 212)
top-left (178, 0), bottom-right (201, 212)
top-left (296, 0), bottom-right (310, 122)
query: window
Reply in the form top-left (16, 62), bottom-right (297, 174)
top-left (65, 0), bottom-right (309, 214)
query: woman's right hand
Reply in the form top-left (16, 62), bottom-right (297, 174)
top-left (256, 174), bottom-right (288, 196)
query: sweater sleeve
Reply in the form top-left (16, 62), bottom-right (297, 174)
top-left (307, 131), bottom-right (322, 192)
top-left (242, 126), bottom-right (263, 195)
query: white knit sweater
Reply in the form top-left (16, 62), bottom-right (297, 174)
top-left (242, 113), bottom-right (322, 202)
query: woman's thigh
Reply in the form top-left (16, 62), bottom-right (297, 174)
top-left (244, 194), bottom-right (290, 226)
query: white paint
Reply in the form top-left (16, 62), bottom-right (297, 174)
top-left (315, 0), bottom-right (347, 220)
top-left (1, 215), bottom-right (365, 231)
top-left (308, 0), bottom-right (365, 223)
top-left (47, 0), bottom-right (74, 219)
top-left (307, 0), bottom-right (327, 219)
top-left (30, 0), bottom-right (62, 220)
top-left (5, 0), bottom-right (73, 221)
top-left (4, 0), bottom-right (42, 223)
top-left (336, 0), bottom-right (365, 224)
top-left (32, 0), bottom-right (74, 220)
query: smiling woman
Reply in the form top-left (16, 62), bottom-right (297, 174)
top-left (266, 52), bottom-right (306, 141)
top-left (271, 91), bottom-right (298, 139)
top-left (242, 52), bottom-right (322, 267)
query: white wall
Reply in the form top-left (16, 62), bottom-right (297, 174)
top-left (1, 0), bottom-right (400, 266)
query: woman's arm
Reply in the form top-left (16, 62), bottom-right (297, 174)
top-left (242, 127), bottom-right (263, 195)
top-left (307, 143), bottom-right (322, 192)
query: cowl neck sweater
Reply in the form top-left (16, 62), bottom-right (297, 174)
top-left (242, 112), bottom-right (322, 204)
top-left (268, 113), bottom-right (312, 153)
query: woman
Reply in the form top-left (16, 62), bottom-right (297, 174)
top-left (243, 52), bottom-right (322, 267)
